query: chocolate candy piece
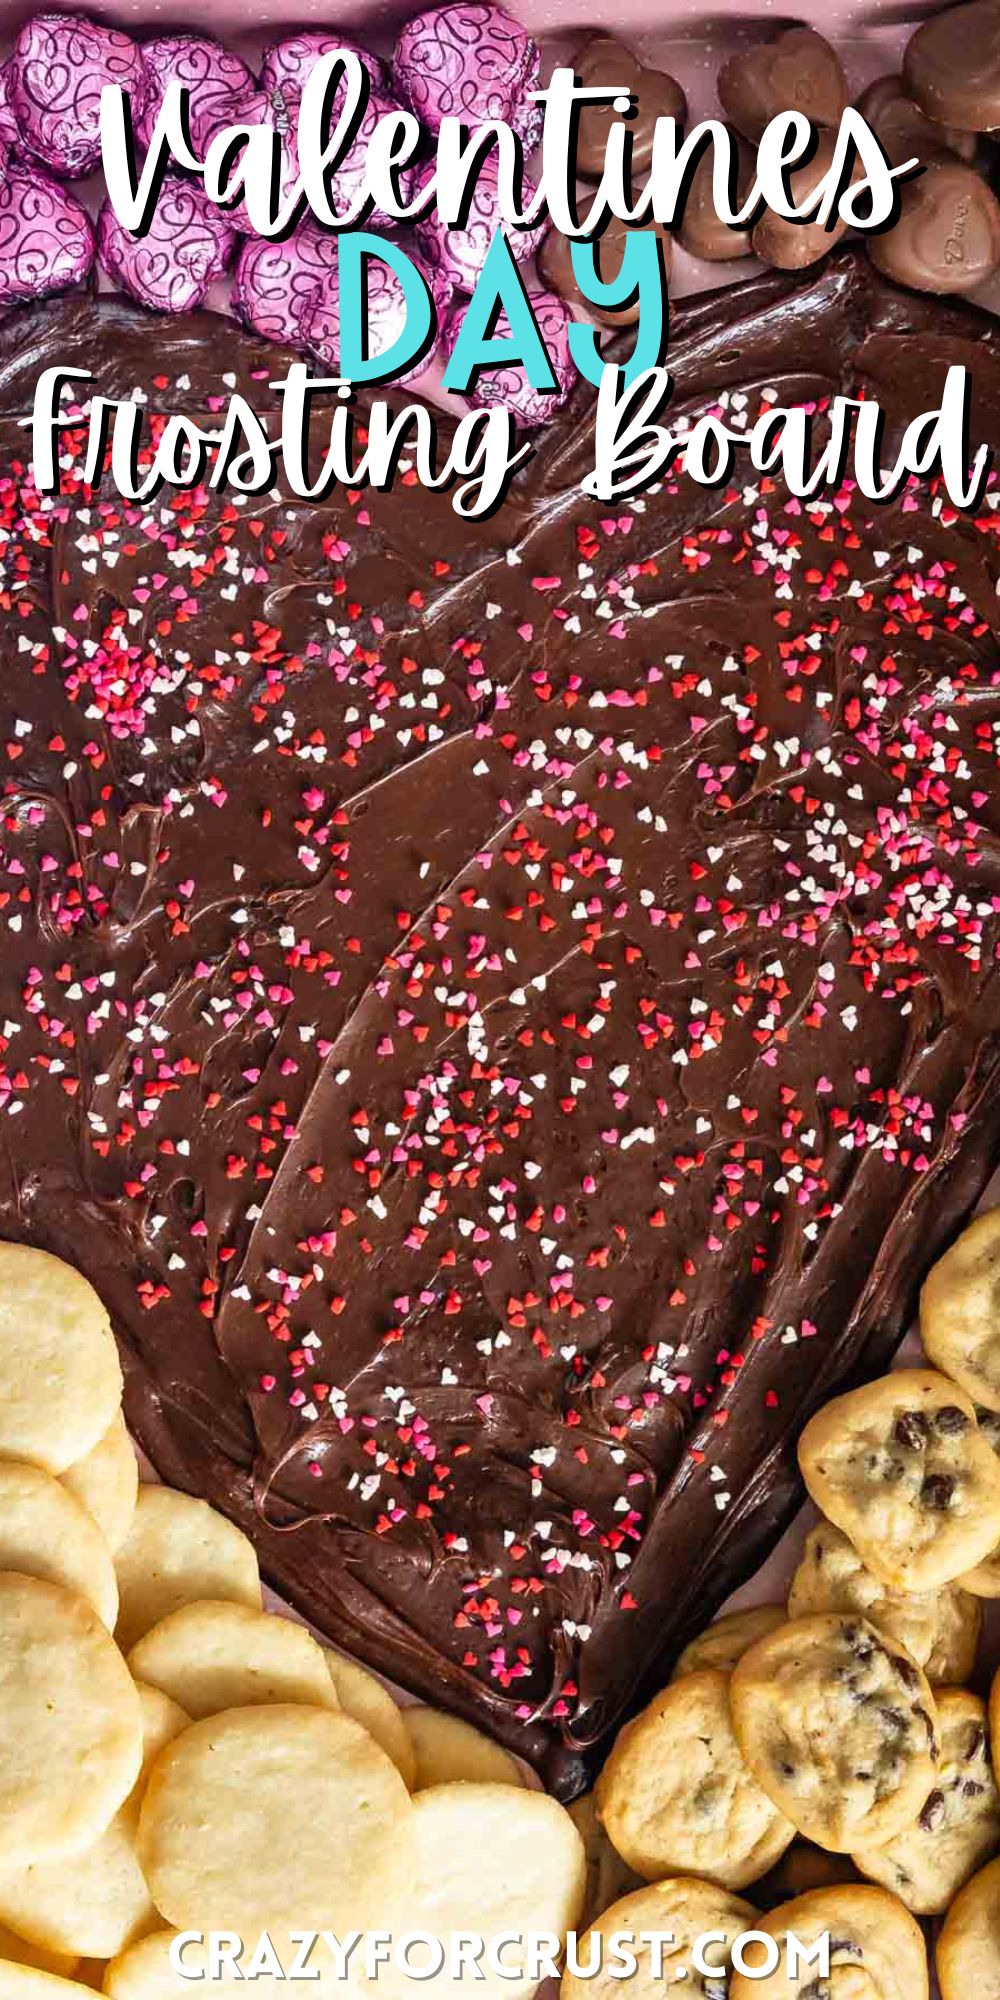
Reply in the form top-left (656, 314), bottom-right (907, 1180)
top-left (537, 203), bottom-right (671, 325)
top-left (324, 86), bottom-right (418, 233)
top-left (304, 242), bottom-right (451, 386)
top-left (751, 129), bottom-right (853, 271)
top-left (188, 85), bottom-right (302, 237)
top-left (718, 26), bottom-right (845, 145)
top-left (0, 162), bottom-right (93, 301)
top-left (443, 287), bottom-right (575, 425)
top-left (393, 5), bottom-right (541, 145)
top-left (10, 10), bottom-right (147, 177)
top-left (260, 32), bottom-right (387, 96)
top-left (573, 37), bottom-right (686, 182)
top-left (0, 63), bottom-right (20, 147)
top-left (233, 221), bottom-right (339, 349)
top-left (676, 131), bottom-right (755, 262)
top-left (904, 1), bottom-right (1000, 134)
top-left (869, 156), bottom-right (1000, 294)
top-left (415, 156), bottom-right (544, 292)
top-left (857, 74), bottom-right (977, 168)
top-left (136, 35), bottom-right (256, 153)
top-left (97, 177), bottom-right (237, 313)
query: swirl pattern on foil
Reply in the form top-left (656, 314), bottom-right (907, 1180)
top-left (304, 240), bottom-right (451, 385)
top-left (10, 10), bottom-right (147, 176)
top-left (96, 177), bottom-right (237, 314)
top-left (137, 35), bottom-right (257, 152)
top-left (233, 221), bottom-right (340, 349)
top-left (393, 4), bottom-right (540, 141)
top-left (443, 287), bottom-right (574, 424)
top-left (261, 33), bottom-right (387, 97)
top-left (414, 155), bottom-right (544, 292)
top-left (0, 162), bottom-right (94, 301)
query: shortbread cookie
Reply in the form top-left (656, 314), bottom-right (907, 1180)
top-left (672, 1606), bottom-right (787, 1680)
top-left (937, 1855), bottom-right (1000, 2000)
top-left (788, 1518), bottom-right (981, 1682)
top-left (62, 1414), bottom-right (138, 1555)
top-left (0, 1245), bottom-right (122, 1475)
top-left (326, 1652), bottom-right (415, 1787)
top-left (0, 1573), bottom-right (143, 1866)
top-left (384, 1784), bottom-right (586, 2000)
top-left (567, 1793), bottom-right (642, 1926)
top-left (0, 1971), bottom-right (96, 1996)
top-left (0, 1928), bottom-right (81, 1980)
top-left (114, 1487), bottom-right (261, 1653)
top-left (922, 1210), bottom-right (1000, 1412)
top-left (104, 1928), bottom-right (361, 1996)
top-left (128, 1600), bottom-right (339, 1719)
top-left (729, 1884), bottom-right (928, 2000)
top-left (852, 1689), bottom-right (1000, 1914)
top-left (594, 1668), bottom-right (795, 1890)
top-left (798, 1371), bottom-right (1000, 1590)
top-left (405, 1706), bottom-right (523, 1789)
top-left (561, 1878), bottom-right (758, 2000)
top-left (0, 1682), bottom-right (189, 1958)
top-left (137, 1703), bottom-right (411, 1933)
top-left (0, 1460), bottom-right (118, 1631)
top-left (730, 1614), bottom-right (939, 1852)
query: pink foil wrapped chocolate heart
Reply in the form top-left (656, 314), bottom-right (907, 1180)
top-left (325, 86), bottom-right (419, 232)
top-left (233, 220), bottom-right (338, 348)
top-left (443, 287), bottom-right (575, 425)
top-left (393, 5), bottom-right (541, 144)
top-left (414, 155), bottom-right (544, 292)
top-left (0, 161), bottom-right (94, 302)
top-left (136, 35), bottom-right (257, 153)
top-left (189, 85), bottom-right (301, 236)
top-left (260, 33), bottom-right (387, 97)
top-left (10, 10), bottom-right (148, 177)
top-left (0, 64), bottom-right (20, 148)
top-left (97, 177), bottom-right (237, 313)
top-left (304, 241), bottom-right (452, 385)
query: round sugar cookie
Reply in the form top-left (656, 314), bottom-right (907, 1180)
top-left (114, 1487), bottom-right (260, 1653)
top-left (671, 1605), bottom-right (787, 1679)
top-left (128, 1600), bottom-right (338, 1719)
top-left (0, 1573), bottom-right (142, 1866)
top-left (383, 1784), bottom-right (586, 2000)
top-left (326, 1652), bottom-right (415, 1787)
top-left (0, 1927), bottom-right (80, 1979)
top-left (405, 1705), bottom-right (523, 1789)
top-left (729, 1884), bottom-right (927, 2000)
top-left (103, 1928), bottom-right (352, 1997)
top-left (0, 1682), bottom-right (189, 1959)
top-left (0, 1244), bottom-right (122, 1475)
top-left (0, 1971), bottom-right (97, 1995)
top-left (62, 1414), bottom-right (138, 1554)
top-left (0, 1460), bottom-right (118, 1629)
top-left (137, 1703), bottom-right (412, 1934)
top-left (561, 1878), bottom-right (758, 2000)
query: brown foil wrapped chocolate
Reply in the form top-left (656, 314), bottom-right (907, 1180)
top-left (537, 203), bottom-right (671, 325)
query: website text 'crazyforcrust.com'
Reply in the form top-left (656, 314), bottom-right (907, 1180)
top-left (168, 1927), bottom-right (833, 1984)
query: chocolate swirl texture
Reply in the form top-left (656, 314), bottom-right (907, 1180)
top-left (2, 252), bottom-right (1000, 1791)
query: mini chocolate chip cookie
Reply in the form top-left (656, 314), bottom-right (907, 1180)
top-left (594, 1668), bottom-right (795, 1891)
top-left (851, 1689), bottom-right (1000, 1915)
top-left (960, 1408), bottom-right (1000, 1596)
top-left (561, 1878), bottom-right (758, 2000)
top-left (798, 1371), bottom-right (1000, 1591)
top-left (788, 1519), bottom-right (981, 1683)
top-left (922, 1210), bottom-right (1000, 1413)
top-left (730, 1883), bottom-right (928, 2000)
top-left (730, 1614), bottom-right (939, 1852)
top-left (567, 1792), bottom-right (641, 1926)
top-left (672, 1606), bottom-right (787, 1681)
top-left (937, 1854), bottom-right (1000, 2000)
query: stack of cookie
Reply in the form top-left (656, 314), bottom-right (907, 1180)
top-left (575, 1207), bottom-right (1000, 1998)
top-left (0, 1241), bottom-right (591, 1996)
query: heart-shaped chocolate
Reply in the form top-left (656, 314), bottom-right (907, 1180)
top-left (718, 25), bottom-right (846, 145)
top-left (2, 252), bottom-right (1000, 1791)
top-left (0, 161), bottom-right (93, 302)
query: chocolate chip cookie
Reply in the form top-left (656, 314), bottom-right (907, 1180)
top-left (788, 1519), bottom-right (981, 1683)
top-left (561, 1878), bottom-right (758, 2000)
top-left (730, 1614), bottom-right (939, 1852)
top-left (798, 1372), bottom-right (1000, 1591)
top-left (594, 1669), bottom-right (795, 1891)
top-left (963, 1407), bottom-right (1000, 1595)
top-left (937, 1855), bottom-right (1000, 2000)
top-left (922, 1211), bottom-right (1000, 1413)
top-left (851, 1690), bottom-right (1000, 1915)
top-left (730, 1883), bottom-right (928, 1999)
top-left (672, 1607), bottom-right (787, 1681)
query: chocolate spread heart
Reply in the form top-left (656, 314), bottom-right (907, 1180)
top-left (2, 249), bottom-right (1000, 1792)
